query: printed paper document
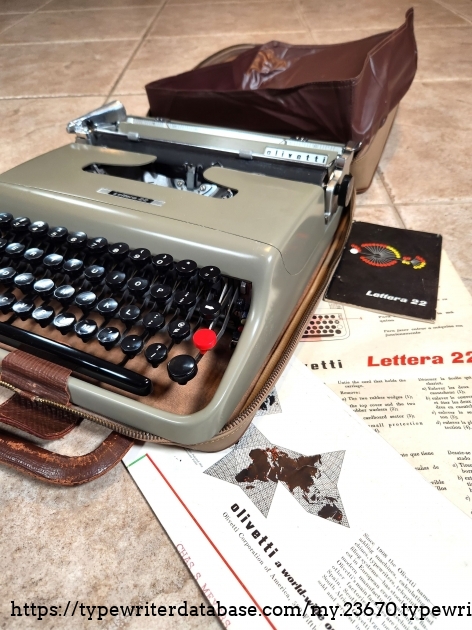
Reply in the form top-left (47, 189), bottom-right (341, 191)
top-left (124, 359), bottom-right (472, 630)
top-left (295, 252), bottom-right (472, 517)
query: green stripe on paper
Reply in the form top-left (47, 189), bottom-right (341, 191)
top-left (126, 453), bottom-right (147, 468)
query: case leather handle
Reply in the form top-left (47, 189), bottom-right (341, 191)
top-left (0, 350), bottom-right (136, 485)
top-left (0, 428), bottom-right (135, 485)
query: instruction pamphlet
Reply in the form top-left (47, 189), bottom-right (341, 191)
top-left (296, 251), bottom-right (472, 518)
top-left (124, 360), bottom-right (472, 630)
top-left (326, 222), bottom-right (441, 321)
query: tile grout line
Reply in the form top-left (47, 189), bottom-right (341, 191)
top-left (142, 28), bottom-right (310, 40)
top-left (357, 200), bottom-right (472, 206)
top-left (0, 94), bottom-right (121, 101)
top-left (36, 4), bottom-right (167, 13)
top-left (1, 23), bottom-right (469, 46)
top-left (36, 0), bottom-right (299, 10)
top-left (377, 163), bottom-right (472, 208)
top-left (138, 24), bottom-right (472, 35)
top-left (432, 0), bottom-right (472, 26)
top-left (419, 78), bottom-right (472, 83)
top-left (376, 166), bottom-right (397, 209)
top-left (0, 38), bottom-right (143, 46)
top-left (168, 0), bottom-right (315, 4)
top-left (0, 0), bottom-right (55, 37)
top-left (391, 203), bottom-right (406, 229)
top-left (105, 0), bottom-right (179, 103)
top-left (0, 5), bottom-right (158, 45)
top-left (391, 199), bottom-right (472, 206)
top-left (291, 0), bottom-right (316, 39)
top-left (0, 29), bottom-right (309, 47)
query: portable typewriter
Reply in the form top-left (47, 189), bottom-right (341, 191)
top-left (0, 102), bottom-right (355, 444)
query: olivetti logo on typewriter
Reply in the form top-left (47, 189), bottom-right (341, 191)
top-left (97, 187), bottom-right (165, 207)
top-left (264, 147), bottom-right (328, 165)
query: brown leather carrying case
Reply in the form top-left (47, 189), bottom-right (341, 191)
top-left (146, 9), bottom-right (417, 192)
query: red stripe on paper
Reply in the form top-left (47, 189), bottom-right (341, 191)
top-left (146, 453), bottom-right (278, 630)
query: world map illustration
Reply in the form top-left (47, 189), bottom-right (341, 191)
top-left (205, 425), bottom-right (348, 527)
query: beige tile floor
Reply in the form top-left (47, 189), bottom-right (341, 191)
top-left (0, 0), bottom-right (471, 628)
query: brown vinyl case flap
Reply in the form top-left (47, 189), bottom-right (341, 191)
top-left (146, 9), bottom-right (417, 149)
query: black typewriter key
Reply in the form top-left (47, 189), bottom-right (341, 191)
top-left (173, 290), bottom-right (197, 311)
top-left (28, 221), bottom-right (49, 238)
top-left (97, 326), bottom-right (121, 350)
top-left (75, 291), bottom-right (97, 312)
top-left (119, 304), bottom-right (141, 327)
top-left (106, 270), bottom-right (127, 292)
top-left (143, 312), bottom-right (165, 335)
top-left (84, 264), bottom-right (105, 284)
top-left (129, 247), bottom-right (151, 267)
top-left (14, 273), bottom-right (35, 294)
top-left (145, 342), bottom-right (168, 367)
top-left (87, 236), bottom-right (108, 255)
top-left (0, 292), bottom-right (16, 313)
top-left (152, 253), bottom-right (173, 274)
top-left (108, 242), bottom-right (129, 261)
top-left (5, 242), bottom-right (25, 259)
top-left (54, 284), bottom-right (76, 306)
top-left (167, 354), bottom-right (198, 385)
top-left (32, 305), bottom-right (55, 328)
top-left (0, 213), bottom-right (13, 231)
top-left (0, 267), bottom-right (17, 284)
top-left (43, 253), bottom-right (64, 273)
top-left (97, 297), bottom-right (119, 319)
top-left (175, 259), bottom-right (197, 278)
top-left (199, 299), bottom-right (221, 321)
top-left (74, 318), bottom-right (98, 342)
top-left (0, 238), bottom-right (7, 254)
top-left (24, 247), bottom-right (44, 267)
top-left (53, 312), bottom-right (77, 335)
top-left (150, 283), bottom-right (172, 305)
top-left (67, 231), bottom-right (87, 248)
top-left (12, 298), bottom-right (35, 320)
top-left (33, 278), bottom-right (55, 298)
top-left (11, 216), bottom-right (31, 233)
top-left (199, 265), bottom-right (221, 285)
top-left (63, 258), bottom-right (84, 278)
top-left (167, 318), bottom-right (190, 343)
top-left (120, 335), bottom-right (144, 359)
top-left (127, 276), bottom-right (149, 299)
top-left (47, 226), bottom-right (68, 244)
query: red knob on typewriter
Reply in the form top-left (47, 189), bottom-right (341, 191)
top-left (193, 328), bottom-right (217, 354)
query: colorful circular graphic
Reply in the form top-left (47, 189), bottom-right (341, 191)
top-left (350, 243), bottom-right (426, 270)
top-left (356, 243), bottom-right (400, 267)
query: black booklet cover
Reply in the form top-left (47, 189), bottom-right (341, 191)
top-left (326, 222), bottom-right (442, 321)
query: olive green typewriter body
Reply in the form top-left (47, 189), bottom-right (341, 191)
top-left (0, 102), bottom-right (355, 444)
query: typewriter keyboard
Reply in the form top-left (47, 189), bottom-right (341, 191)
top-left (0, 214), bottom-right (251, 396)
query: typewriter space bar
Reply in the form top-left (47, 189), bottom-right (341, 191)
top-left (0, 323), bottom-right (152, 397)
